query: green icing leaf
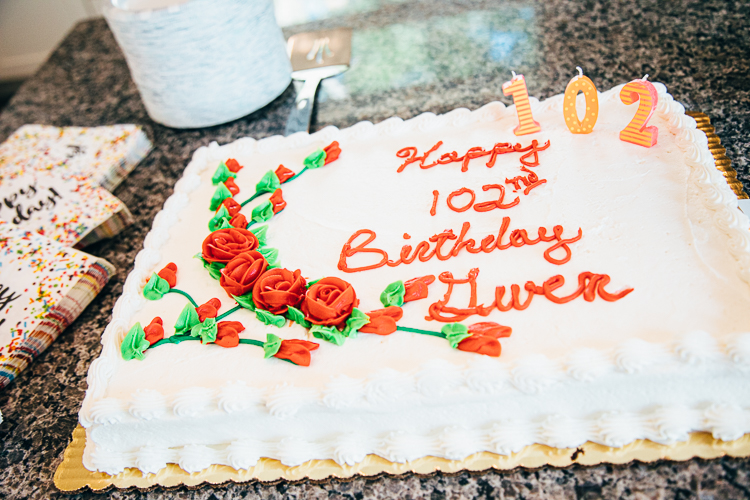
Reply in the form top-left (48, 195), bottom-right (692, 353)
top-left (303, 149), bottom-right (326, 169)
top-left (208, 205), bottom-right (231, 232)
top-left (143, 272), bottom-right (170, 300)
top-left (211, 162), bottom-right (236, 185)
top-left (285, 305), bottom-right (311, 328)
top-left (219, 219), bottom-right (233, 229)
top-left (311, 324), bottom-right (346, 346)
top-left (255, 170), bottom-right (281, 194)
top-left (263, 333), bottom-right (282, 358)
top-left (256, 309), bottom-right (287, 328)
top-left (251, 201), bottom-right (274, 223)
top-left (257, 246), bottom-right (280, 268)
top-left (380, 280), bottom-right (405, 307)
top-left (233, 293), bottom-right (256, 311)
top-left (441, 323), bottom-right (471, 349)
top-left (121, 323), bottom-right (150, 361)
top-left (175, 303), bottom-right (200, 335)
top-left (250, 225), bottom-right (269, 246)
top-left (343, 307), bottom-right (370, 338)
top-left (202, 258), bottom-right (226, 280)
top-left (191, 317), bottom-right (218, 344)
top-left (307, 278), bottom-right (321, 288)
top-left (210, 183), bottom-right (233, 211)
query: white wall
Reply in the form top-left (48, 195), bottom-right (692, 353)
top-left (0, 0), bottom-right (98, 81)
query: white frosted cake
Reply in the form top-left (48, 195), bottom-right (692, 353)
top-left (80, 82), bottom-right (750, 475)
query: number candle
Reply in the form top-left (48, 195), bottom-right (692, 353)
top-left (563, 67), bottom-right (599, 134)
top-left (619, 75), bottom-right (659, 148)
top-left (502, 72), bottom-right (541, 136)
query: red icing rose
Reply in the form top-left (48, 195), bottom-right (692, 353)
top-left (403, 275), bottom-right (435, 303)
top-left (202, 228), bottom-right (259, 264)
top-left (225, 158), bottom-right (243, 173)
top-left (468, 322), bottom-right (512, 338)
top-left (252, 268), bottom-right (306, 314)
top-left (302, 277), bottom-right (358, 327)
top-left (359, 306), bottom-right (403, 335)
top-left (224, 177), bottom-right (240, 196)
top-left (219, 251), bottom-right (268, 298)
top-left (157, 263), bottom-right (178, 288)
top-left (457, 335), bottom-right (501, 357)
top-left (274, 339), bottom-right (320, 366)
top-left (275, 165), bottom-right (295, 184)
top-left (196, 298), bottom-right (221, 322)
top-left (269, 188), bottom-right (286, 214)
top-left (323, 141), bottom-right (341, 164)
top-left (143, 317), bottom-right (164, 345)
top-left (214, 321), bottom-right (244, 348)
top-left (229, 213), bottom-right (248, 229)
top-left (218, 197), bottom-right (241, 217)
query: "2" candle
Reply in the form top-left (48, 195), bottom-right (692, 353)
top-left (619, 75), bottom-right (659, 148)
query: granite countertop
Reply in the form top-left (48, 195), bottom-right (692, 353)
top-left (1, 0), bottom-right (749, 498)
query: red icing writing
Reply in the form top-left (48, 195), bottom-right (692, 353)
top-left (426, 269), bottom-right (633, 322)
top-left (397, 139), bottom-right (550, 173)
top-left (337, 219), bottom-right (583, 273)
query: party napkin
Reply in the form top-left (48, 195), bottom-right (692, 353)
top-left (0, 171), bottom-right (133, 248)
top-left (0, 124), bottom-right (151, 191)
top-left (0, 226), bottom-right (115, 389)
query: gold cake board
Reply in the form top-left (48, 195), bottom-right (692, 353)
top-left (54, 424), bottom-right (750, 492)
top-left (55, 111), bottom-right (750, 492)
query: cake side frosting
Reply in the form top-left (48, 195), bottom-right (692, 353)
top-left (79, 83), bottom-right (750, 475)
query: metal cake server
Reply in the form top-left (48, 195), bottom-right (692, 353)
top-left (284, 28), bottom-right (352, 136)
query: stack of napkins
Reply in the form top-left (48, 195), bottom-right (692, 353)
top-left (0, 124), bottom-right (151, 247)
top-left (0, 124), bottom-right (151, 387)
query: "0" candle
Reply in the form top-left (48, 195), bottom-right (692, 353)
top-left (619, 76), bottom-right (659, 148)
top-left (563, 67), bottom-right (599, 134)
top-left (502, 72), bottom-right (541, 136)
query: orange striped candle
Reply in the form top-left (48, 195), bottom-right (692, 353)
top-left (502, 72), bottom-right (541, 136)
top-left (563, 67), bottom-right (599, 134)
top-left (619, 76), bottom-right (659, 147)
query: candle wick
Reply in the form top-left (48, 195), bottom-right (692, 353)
top-left (511, 70), bottom-right (517, 79)
top-left (576, 66), bottom-right (583, 77)
top-left (642, 74), bottom-right (649, 81)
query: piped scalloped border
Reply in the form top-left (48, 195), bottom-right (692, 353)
top-left (55, 424), bottom-right (750, 492)
top-left (78, 87), bottom-right (750, 475)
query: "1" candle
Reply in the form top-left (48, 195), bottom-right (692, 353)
top-left (502, 72), bottom-right (541, 136)
top-left (563, 67), bottom-right (599, 134)
top-left (619, 75), bottom-right (659, 148)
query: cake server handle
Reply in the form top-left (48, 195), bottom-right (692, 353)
top-left (285, 76), bottom-right (322, 136)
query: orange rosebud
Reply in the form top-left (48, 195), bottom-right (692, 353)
top-left (359, 306), bottom-right (403, 335)
top-left (157, 263), bottom-right (178, 288)
top-left (468, 322), bottom-right (512, 338)
top-left (196, 298), bottom-right (221, 322)
top-left (403, 275), bottom-right (435, 303)
top-left (143, 317), bottom-right (164, 345)
top-left (214, 321), bottom-right (244, 348)
top-left (274, 339), bottom-right (320, 366)
top-left (269, 189), bottom-right (286, 214)
top-left (224, 177), bottom-right (240, 196)
top-left (457, 335), bottom-right (501, 357)
top-left (323, 141), bottom-right (341, 164)
top-left (275, 165), bottom-right (295, 183)
top-left (219, 251), bottom-right (267, 298)
top-left (217, 197), bottom-right (242, 217)
top-left (229, 213), bottom-right (248, 229)
top-left (225, 158), bottom-right (243, 173)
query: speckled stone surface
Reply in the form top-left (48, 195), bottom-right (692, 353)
top-left (1, 1), bottom-right (749, 498)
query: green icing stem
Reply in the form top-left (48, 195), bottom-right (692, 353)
top-left (216, 305), bottom-right (242, 322)
top-left (240, 190), bottom-right (264, 207)
top-left (285, 166), bottom-right (308, 184)
top-left (149, 335), bottom-right (200, 349)
top-left (238, 338), bottom-right (264, 348)
top-left (396, 326), bottom-right (445, 338)
top-left (167, 288), bottom-right (198, 307)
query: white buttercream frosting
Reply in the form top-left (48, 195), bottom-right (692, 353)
top-left (79, 83), bottom-right (750, 474)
